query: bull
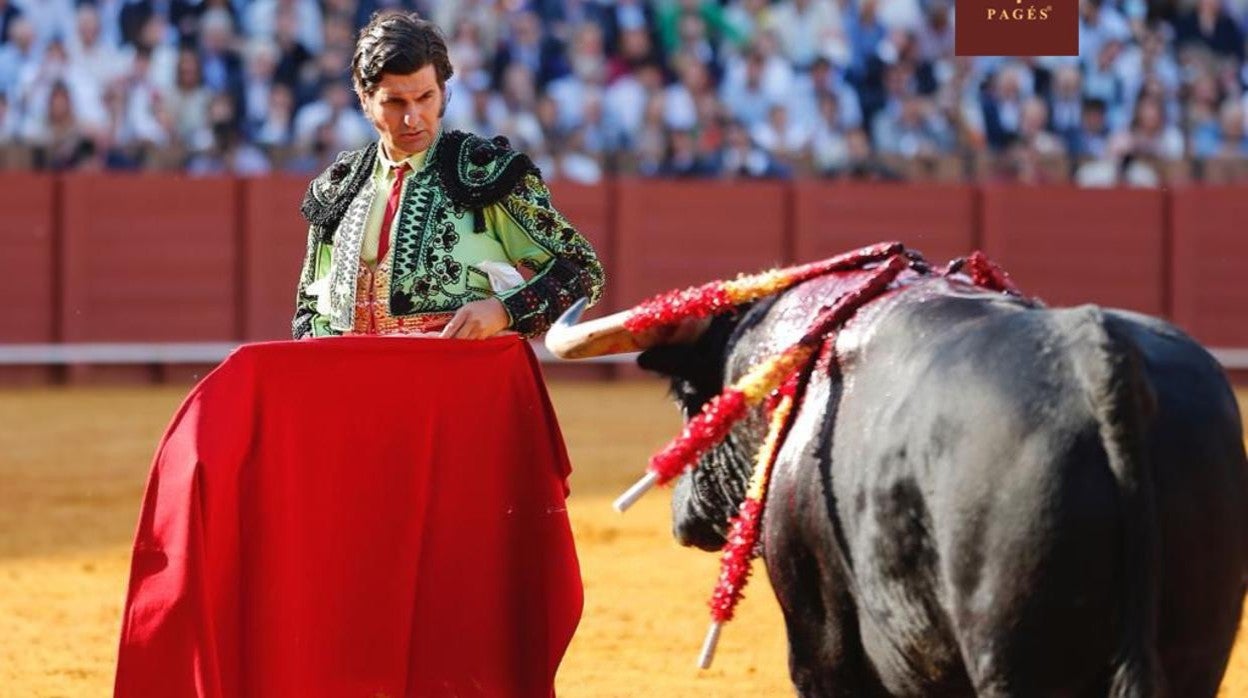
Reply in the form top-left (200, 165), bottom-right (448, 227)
top-left (548, 255), bottom-right (1248, 696)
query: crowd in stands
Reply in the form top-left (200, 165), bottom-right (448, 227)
top-left (2, 0), bottom-right (1248, 185)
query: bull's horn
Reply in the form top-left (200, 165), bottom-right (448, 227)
top-left (545, 298), bottom-right (711, 360)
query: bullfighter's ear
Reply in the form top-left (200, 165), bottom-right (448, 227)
top-left (636, 344), bottom-right (700, 378)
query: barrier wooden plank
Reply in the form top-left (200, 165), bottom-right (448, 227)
top-left (614, 179), bottom-right (788, 307)
top-left (980, 187), bottom-right (1166, 316)
top-left (0, 174), bottom-right (56, 342)
top-left (242, 175), bottom-right (312, 341)
top-left (793, 183), bottom-right (977, 267)
top-left (549, 179), bottom-right (612, 313)
top-left (543, 180), bottom-right (615, 378)
top-left (60, 175), bottom-right (238, 342)
top-left (1170, 187), bottom-right (1248, 347)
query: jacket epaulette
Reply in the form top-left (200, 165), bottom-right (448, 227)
top-left (300, 143), bottom-right (378, 238)
top-left (432, 130), bottom-right (540, 209)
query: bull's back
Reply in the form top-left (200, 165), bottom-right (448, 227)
top-left (829, 294), bottom-right (1131, 694)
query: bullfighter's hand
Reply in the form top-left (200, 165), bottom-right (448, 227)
top-left (441, 298), bottom-right (510, 339)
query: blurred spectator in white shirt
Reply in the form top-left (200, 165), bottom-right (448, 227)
top-left (764, 0), bottom-right (848, 68)
top-left (245, 0), bottom-right (322, 54)
top-left (292, 79), bottom-right (369, 152)
top-left (69, 5), bottom-right (130, 92)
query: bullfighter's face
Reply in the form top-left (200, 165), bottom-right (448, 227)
top-left (359, 64), bottom-right (443, 161)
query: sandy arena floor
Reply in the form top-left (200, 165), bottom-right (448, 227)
top-left (1, 381), bottom-right (1245, 697)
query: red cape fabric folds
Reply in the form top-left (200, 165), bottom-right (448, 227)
top-left (115, 335), bottom-right (583, 697)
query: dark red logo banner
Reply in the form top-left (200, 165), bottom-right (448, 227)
top-left (955, 0), bottom-right (1078, 56)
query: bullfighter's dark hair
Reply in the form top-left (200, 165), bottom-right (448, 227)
top-left (351, 11), bottom-right (454, 96)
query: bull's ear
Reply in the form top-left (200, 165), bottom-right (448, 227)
top-left (636, 344), bottom-right (701, 378)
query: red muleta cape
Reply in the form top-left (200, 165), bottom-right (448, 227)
top-left (114, 335), bottom-right (583, 698)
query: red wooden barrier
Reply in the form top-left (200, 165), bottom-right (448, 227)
top-left (613, 179), bottom-right (788, 307)
top-left (0, 174), bottom-right (57, 383)
top-left (60, 174), bottom-right (239, 342)
top-left (0, 174), bottom-right (56, 342)
top-left (11, 174), bottom-right (1248, 385)
top-left (548, 180), bottom-right (612, 309)
top-left (980, 187), bottom-right (1166, 316)
top-left (793, 183), bottom-right (977, 267)
top-left (1169, 188), bottom-right (1248, 348)
top-left (242, 175), bottom-right (312, 341)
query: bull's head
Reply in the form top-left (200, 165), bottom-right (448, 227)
top-left (547, 299), bottom-right (771, 551)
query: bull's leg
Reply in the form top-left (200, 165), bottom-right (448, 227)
top-left (948, 434), bottom-right (1123, 698)
top-left (766, 529), bottom-right (885, 697)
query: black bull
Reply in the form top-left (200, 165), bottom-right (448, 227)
top-left (637, 274), bottom-right (1248, 697)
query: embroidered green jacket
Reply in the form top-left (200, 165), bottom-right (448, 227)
top-left (292, 129), bottom-right (605, 339)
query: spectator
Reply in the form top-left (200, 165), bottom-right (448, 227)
top-left (659, 127), bottom-right (713, 176)
top-left (493, 63), bottom-right (546, 150)
top-left (764, 0), bottom-right (848, 69)
top-left (1017, 97), bottom-right (1065, 156)
top-left (0, 16), bottom-right (38, 98)
top-left (291, 78), bottom-right (369, 152)
top-left (246, 0), bottom-right (324, 55)
top-left (1175, 0), bottom-right (1244, 62)
top-left (791, 56), bottom-right (863, 132)
top-left (0, 0), bottom-right (21, 46)
top-left (119, 0), bottom-right (200, 48)
top-left (873, 93), bottom-right (954, 157)
top-left (492, 11), bottom-right (568, 90)
top-left (241, 40), bottom-right (280, 141)
top-left (68, 5), bottom-right (129, 92)
top-left (981, 64), bottom-right (1032, 152)
top-left (716, 119), bottom-right (789, 178)
top-left (1048, 65), bottom-right (1083, 150)
top-left (723, 0), bottom-right (769, 48)
top-left (603, 58), bottom-right (662, 149)
top-left (830, 127), bottom-right (902, 180)
top-left (631, 90), bottom-right (668, 175)
top-left (272, 8), bottom-right (314, 98)
top-left (546, 22), bottom-right (607, 131)
top-left (198, 8), bottom-right (244, 111)
top-left (1109, 95), bottom-right (1184, 162)
top-left (188, 92), bottom-right (270, 175)
top-left (165, 47), bottom-right (213, 152)
top-left (253, 83), bottom-right (295, 150)
top-left (720, 49), bottom-right (785, 127)
top-left (554, 126), bottom-right (604, 184)
top-left (1194, 99), bottom-right (1248, 158)
top-left (915, 0), bottom-right (954, 63)
top-left (654, 0), bottom-right (746, 58)
top-left (1072, 97), bottom-right (1112, 159)
top-left (1078, 0), bottom-right (1131, 71)
top-left (448, 18), bottom-right (489, 85)
top-left (752, 102), bottom-right (811, 163)
top-left (23, 81), bottom-right (92, 170)
top-left (662, 51), bottom-right (708, 130)
top-left (811, 92), bottom-right (851, 173)
top-left (1083, 39), bottom-right (1129, 129)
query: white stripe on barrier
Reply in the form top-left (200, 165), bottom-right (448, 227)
top-left (1, 343), bottom-right (1245, 369)
top-left (0, 342), bottom-right (639, 365)
top-left (1211, 348), bottom-right (1248, 370)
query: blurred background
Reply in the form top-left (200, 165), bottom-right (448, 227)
top-left (1, 0), bottom-right (1248, 183)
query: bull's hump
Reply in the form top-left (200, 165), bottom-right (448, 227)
top-left (744, 273), bottom-right (1004, 357)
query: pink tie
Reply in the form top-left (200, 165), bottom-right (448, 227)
top-left (378, 163), bottom-right (410, 263)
